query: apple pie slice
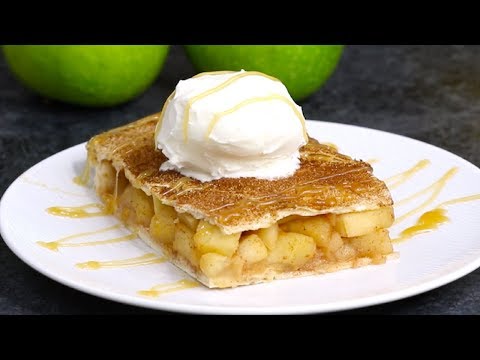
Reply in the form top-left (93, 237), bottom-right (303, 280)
top-left (86, 113), bottom-right (395, 288)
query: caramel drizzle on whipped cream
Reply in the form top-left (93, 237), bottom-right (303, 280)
top-left (205, 94), bottom-right (308, 141)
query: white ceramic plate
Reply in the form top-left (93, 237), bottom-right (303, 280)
top-left (2, 120), bottom-right (480, 315)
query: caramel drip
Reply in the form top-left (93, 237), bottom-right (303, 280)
top-left (162, 177), bottom-right (191, 197)
top-left (37, 224), bottom-right (136, 252)
top-left (21, 176), bottom-right (87, 198)
top-left (138, 279), bottom-right (199, 298)
top-left (73, 159), bottom-right (91, 187)
top-left (320, 142), bottom-right (339, 151)
top-left (437, 194), bottom-right (480, 207)
top-left (176, 185), bottom-right (206, 197)
top-left (300, 142), bottom-right (348, 163)
top-left (137, 169), bottom-right (157, 181)
top-left (162, 176), bottom-right (210, 198)
top-left (184, 71), bottom-right (282, 143)
top-left (46, 203), bottom-right (112, 218)
top-left (302, 149), bottom-right (346, 163)
top-left (393, 209), bottom-right (448, 243)
top-left (76, 253), bottom-right (166, 270)
top-left (205, 94), bottom-right (308, 143)
top-left (112, 169), bottom-right (120, 213)
top-left (393, 194), bottom-right (480, 243)
top-left (112, 140), bottom-right (136, 156)
top-left (394, 167), bottom-right (458, 224)
top-left (213, 167), bottom-right (365, 222)
top-left (385, 159), bottom-right (430, 190)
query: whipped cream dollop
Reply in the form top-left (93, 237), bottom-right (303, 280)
top-left (155, 70), bottom-right (308, 182)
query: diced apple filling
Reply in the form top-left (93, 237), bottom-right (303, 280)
top-left (267, 232), bottom-right (316, 268)
top-left (194, 220), bottom-right (241, 257)
top-left (117, 185), bottom-right (154, 228)
top-left (238, 234), bottom-right (268, 263)
top-left (332, 207), bottom-right (394, 237)
top-left (102, 180), bottom-right (394, 281)
top-left (173, 222), bottom-right (199, 266)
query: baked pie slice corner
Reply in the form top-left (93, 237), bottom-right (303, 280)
top-left (86, 113), bottom-right (395, 288)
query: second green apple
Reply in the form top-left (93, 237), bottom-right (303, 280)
top-left (184, 45), bottom-right (344, 101)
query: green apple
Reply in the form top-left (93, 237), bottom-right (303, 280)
top-left (2, 45), bottom-right (170, 107)
top-left (184, 45), bottom-right (344, 101)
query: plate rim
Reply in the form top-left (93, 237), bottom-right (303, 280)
top-left (2, 119), bottom-right (480, 315)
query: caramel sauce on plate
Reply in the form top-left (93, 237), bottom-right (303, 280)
top-left (21, 176), bottom-right (87, 197)
top-left (437, 194), bottom-right (480, 207)
top-left (138, 279), bottom-right (199, 298)
top-left (393, 194), bottom-right (480, 243)
top-left (390, 164), bottom-right (479, 243)
top-left (49, 168), bottom-right (122, 219)
top-left (46, 203), bottom-right (112, 218)
top-left (394, 209), bottom-right (448, 243)
top-left (385, 159), bottom-right (431, 190)
top-left (394, 167), bottom-right (458, 224)
top-left (76, 253), bottom-right (165, 270)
